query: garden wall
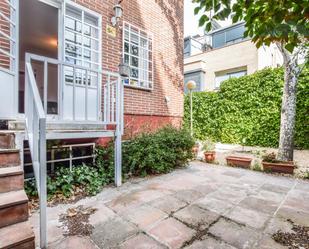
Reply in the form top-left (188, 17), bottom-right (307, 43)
top-left (184, 67), bottom-right (309, 149)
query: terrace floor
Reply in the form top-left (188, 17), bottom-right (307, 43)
top-left (30, 161), bottom-right (309, 249)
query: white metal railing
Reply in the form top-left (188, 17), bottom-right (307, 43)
top-left (25, 59), bottom-right (47, 249)
top-left (24, 52), bottom-right (124, 248)
top-left (25, 53), bottom-right (122, 125)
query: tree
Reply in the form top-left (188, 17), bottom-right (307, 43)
top-left (193, 0), bottom-right (309, 161)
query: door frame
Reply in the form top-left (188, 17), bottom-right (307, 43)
top-left (17, 0), bottom-right (62, 120)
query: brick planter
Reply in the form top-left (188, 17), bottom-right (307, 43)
top-left (226, 156), bottom-right (252, 169)
top-left (262, 161), bottom-right (295, 174)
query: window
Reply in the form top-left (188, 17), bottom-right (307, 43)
top-left (123, 22), bottom-right (153, 90)
top-left (215, 70), bottom-right (247, 88)
top-left (212, 23), bottom-right (245, 49)
top-left (64, 4), bottom-right (101, 86)
top-left (184, 38), bottom-right (191, 58)
top-left (184, 71), bottom-right (203, 93)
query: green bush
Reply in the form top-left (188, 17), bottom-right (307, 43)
top-left (26, 126), bottom-right (194, 200)
top-left (184, 66), bottom-right (309, 149)
top-left (97, 126), bottom-right (195, 177)
top-left (25, 163), bottom-right (114, 199)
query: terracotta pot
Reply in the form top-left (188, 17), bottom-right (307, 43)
top-left (226, 156), bottom-right (252, 169)
top-left (262, 161), bottom-right (295, 174)
top-left (192, 145), bottom-right (199, 157)
top-left (204, 151), bottom-right (215, 163)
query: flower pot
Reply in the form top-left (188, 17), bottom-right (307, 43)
top-left (192, 144), bottom-right (199, 157)
top-left (262, 161), bottom-right (295, 174)
top-left (204, 151), bottom-right (215, 163)
top-left (226, 156), bottom-right (252, 169)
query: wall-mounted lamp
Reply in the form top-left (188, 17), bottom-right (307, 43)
top-left (111, 4), bottom-right (123, 27)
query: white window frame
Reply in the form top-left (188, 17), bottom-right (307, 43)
top-left (215, 70), bottom-right (247, 89)
top-left (63, 1), bottom-right (102, 73)
top-left (122, 21), bottom-right (153, 90)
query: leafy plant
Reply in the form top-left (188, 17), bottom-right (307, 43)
top-left (184, 67), bottom-right (309, 149)
top-left (202, 138), bottom-right (215, 152)
top-left (251, 162), bottom-right (263, 172)
top-left (97, 126), bottom-right (195, 177)
top-left (262, 152), bottom-right (280, 163)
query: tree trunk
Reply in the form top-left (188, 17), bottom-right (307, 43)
top-left (277, 47), bottom-right (300, 162)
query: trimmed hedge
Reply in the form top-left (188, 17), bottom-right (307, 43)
top-left (184, 66), bottom-right (309, 149)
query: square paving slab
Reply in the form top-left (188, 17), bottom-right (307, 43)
top-left (29, 162), bottom-right (309, 249)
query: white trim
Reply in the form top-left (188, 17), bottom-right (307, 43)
top-left (123, 21), bottom-right (154, 90)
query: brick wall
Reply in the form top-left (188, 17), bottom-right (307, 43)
top-left (73, 0), bottom-right (184, 134)
top-left (0, 1), bottom-right (11, 69)
top-left (1, 0), bottom-right (184, 135)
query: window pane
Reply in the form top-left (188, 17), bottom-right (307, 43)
top-left (226, 25), bottom-right (245, 42)
top-left (131, 44), bottom-right (139, 56)
top-left (124, 42), bottom-right (129, 53)
top-left (131, 68), bottom-right (138, 79)
top-left (66, 17), bottom-right (82, 33)
top-left (124, 54), bottom-right (129, 64)
top-left (213, 32), bottom-right (225, 48)
top-left (65, 31), bottom-right (82, 45)
top-left (131, 56), bottom-right (138, 67)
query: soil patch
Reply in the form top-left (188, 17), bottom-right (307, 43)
top-left (272, 220), bottom-right (309, 249)
top-left (59, 205), bottom-right (97, 236)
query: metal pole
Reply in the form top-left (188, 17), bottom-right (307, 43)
top-left (39, 118), bottom-right (47, 249)
top-left (190, 90), bottom-right (193, 136)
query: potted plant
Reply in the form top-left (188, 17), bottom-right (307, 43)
top-left (202, 139), bottom-right (216, 163)
top-left (192, 142), bottom-right (199, 158)
top-left (262, 152), bottom-right (295, 174)
top-left (226, 155), bottom-right (252, 169)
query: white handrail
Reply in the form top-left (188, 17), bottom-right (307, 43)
top-left (24, 52), bottom-right (124, 248)
top-left (25, 61), bottom-right (47, 249)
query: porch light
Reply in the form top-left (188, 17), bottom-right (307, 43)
top-left (111, 4), bottom-right (123, 26)
top-left (119, 61), bottom-right (130, 78)
top-left (186, 80), bottom-right (196, 136)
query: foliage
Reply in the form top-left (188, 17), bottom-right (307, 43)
top-left (97, 126), bottom-right (195, 177)
top-left (202, 138), bottom-right (215, 151)
top-left (251, 162), bottom-right (263, 172)
top-left (193, 0), bottom-right (309, 53)
top-left (262, 152), bottom-right (279, 163)
top-left (184, 67), bottom-right (309, 149)
top-left (25, 163), bottom-right (114, 199)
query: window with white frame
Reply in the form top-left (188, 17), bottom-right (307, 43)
top-left (123, 22), bottom-right (153, 90)
top-left (64, 3), bottom-right (101, 85)
top-left (215, 70), bottom-right (247, 88)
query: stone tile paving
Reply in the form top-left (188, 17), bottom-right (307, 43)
top-left (29, 161), bottom-right (309, 248)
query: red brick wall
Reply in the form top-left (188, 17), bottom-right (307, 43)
top-left (1, 0), bottom-right (184, 136)
top-left (73, 0), bottom-right (184, 135)
top-left (0, 1), bottom-right (11, 69)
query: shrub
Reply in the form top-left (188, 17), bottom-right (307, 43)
top-left (96, 126), bottom-right (195, 177)
top-left (184, 66), bottom-right (309, 149)
top-left (25, 163), bottom-right (114, 199)
top-left (25, 126), bottom-right (194, 199)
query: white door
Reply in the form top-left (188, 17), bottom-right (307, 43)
top-left (0, 0), bottom-right (19, 119)
top-left (62, 1), bottom-right (102, 121)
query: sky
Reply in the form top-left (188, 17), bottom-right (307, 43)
top-left (184, 0), bottom-right (232, 37)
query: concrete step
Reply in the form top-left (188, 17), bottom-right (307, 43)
top-left (0, 166), bottom-right (24, 193)
top-left (0, 190), bottom-right (28, 228)
top-left (0, 149), bottom-right (20, 168)
top-left (0, 133), bottom-right (14, 149)
top-left (0, 221), bottom-right (35, 249)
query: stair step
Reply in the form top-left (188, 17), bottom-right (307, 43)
top-left (0, 166), bottom-right (23, 193)
top-left (0, 190), bottom-right (28, 228)
top-left (0, 133), bottom-right (14, 149)
top-left (0, 221), bottom-right (35, 249)
top-left (0, 149), bottom-right (20, 168)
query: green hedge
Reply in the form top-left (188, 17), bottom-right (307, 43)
top-left (184, 66), bottom-right (309, 149)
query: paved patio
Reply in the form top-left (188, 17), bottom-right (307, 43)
top-left (30, 161), bottom-right (309, 249)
